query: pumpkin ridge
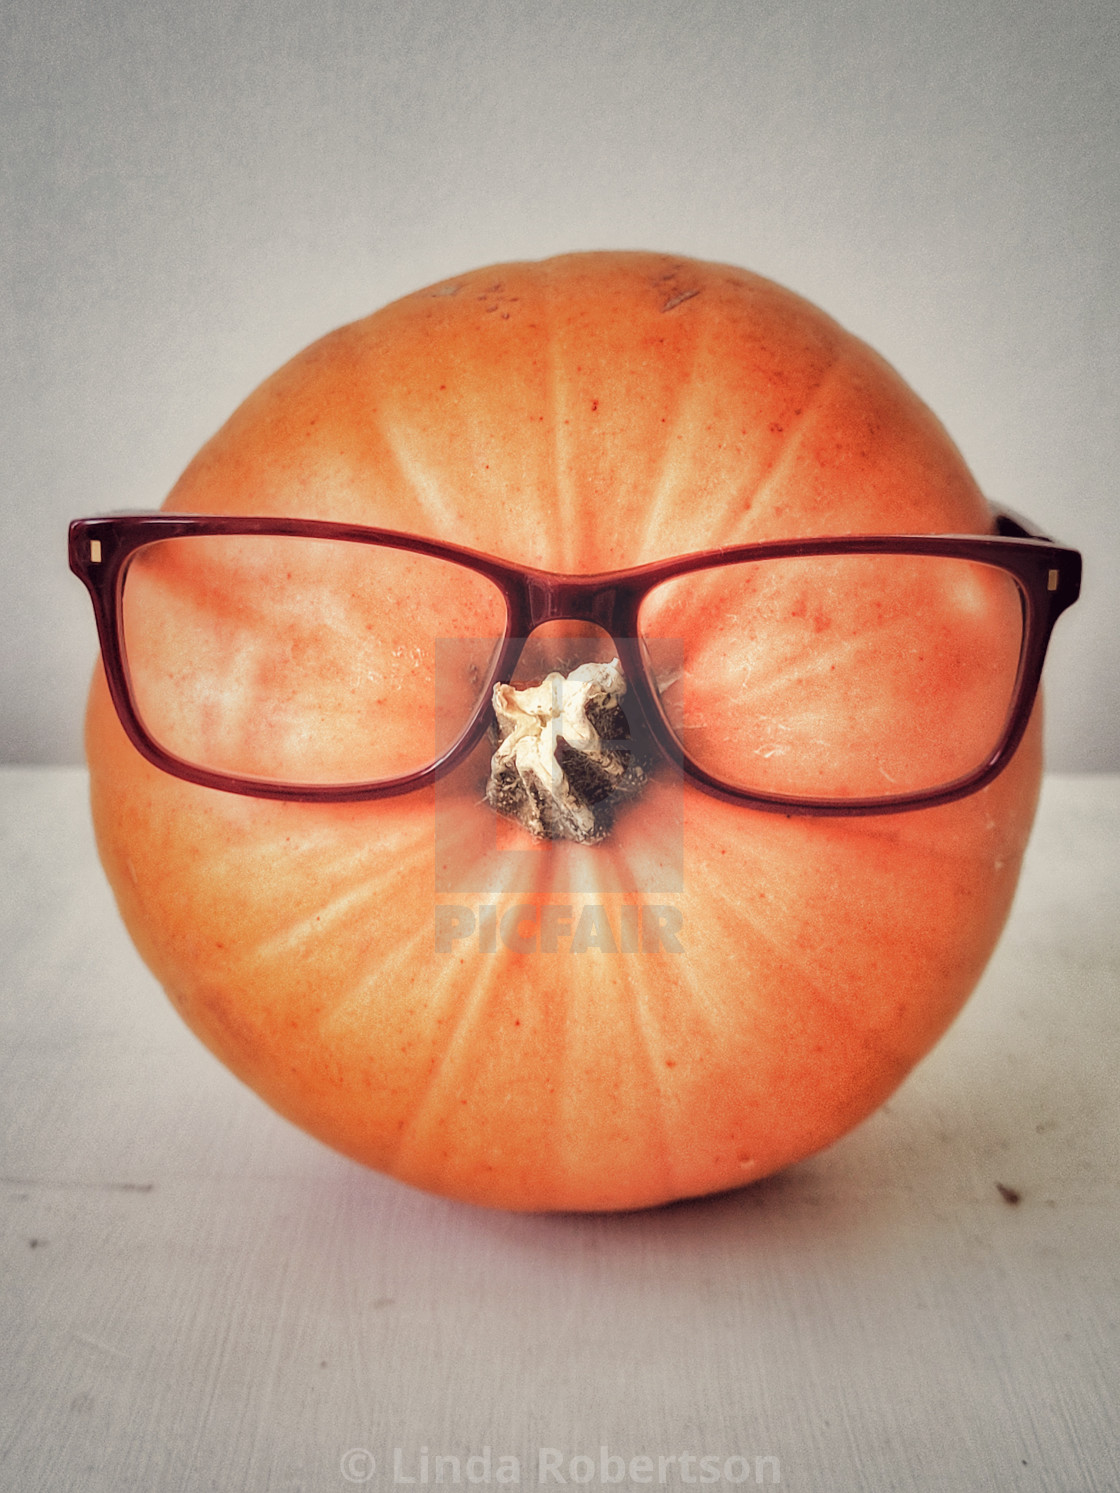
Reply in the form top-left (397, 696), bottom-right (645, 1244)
top-left (373, 407), bottom-right (467, 538)
top-left (229, 810), bottom-right (435, 972)
top-left (549, 960), bottom-right (675, 1207)
top-left (620, 951), bottom-right (728, 1200)
top-left (627, 268), bottom-right (717, 564)
top-left (250, 858), bottom-right (414, 963)
top-left (677, 832), bottom-right (909, 1044)
top-left (696, 829), bottom-right (974, 1082)
top-left (614, 959), bottom-right (682, 1190)
top-left (732, 347), bottom-right (847, 541)
top-left (540, 254), bottom-right (584, 574)
top-left (383, 942), bottom-right (553, 1191)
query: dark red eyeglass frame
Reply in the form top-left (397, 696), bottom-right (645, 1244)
top-left (69, 507), bottom-right (1081, 816)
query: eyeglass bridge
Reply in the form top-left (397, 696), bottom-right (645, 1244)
top-left (525, 576), bottom-right (623, 633)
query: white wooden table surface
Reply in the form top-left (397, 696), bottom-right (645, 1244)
top-left (1, 768), bottom-right (1117, 1493)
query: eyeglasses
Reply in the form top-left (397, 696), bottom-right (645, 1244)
top-left (69, 506), bottom-right (1081, 816)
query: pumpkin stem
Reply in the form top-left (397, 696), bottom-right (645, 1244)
top-left (485, 659), bottom-right (646, 842)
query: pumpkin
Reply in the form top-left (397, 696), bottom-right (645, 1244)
top-left (84, 252), bottom-right (1042, 1212)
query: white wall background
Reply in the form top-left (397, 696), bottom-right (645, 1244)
top-left (3, 0), bottom-right (1116, 768)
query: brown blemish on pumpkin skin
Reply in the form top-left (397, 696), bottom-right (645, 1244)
top-left (661, 288), bottom-right (701, 312)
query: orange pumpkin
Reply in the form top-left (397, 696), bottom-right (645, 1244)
top-left (84, 252), bottom-right (1043, 1211)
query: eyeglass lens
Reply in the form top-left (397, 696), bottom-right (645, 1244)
top-left (119, 535), bottom-right (1027, 798)
top-left (639, 553), bottom-right (1024, 799)
top-left (121, 535), bottom-right (507, 784)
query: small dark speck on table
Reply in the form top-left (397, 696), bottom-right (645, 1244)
top-left (996, 1183), bottom-right (1022, 1205)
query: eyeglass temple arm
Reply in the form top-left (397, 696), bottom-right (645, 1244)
top-left (989, 503), bottom-right (1055, 542)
